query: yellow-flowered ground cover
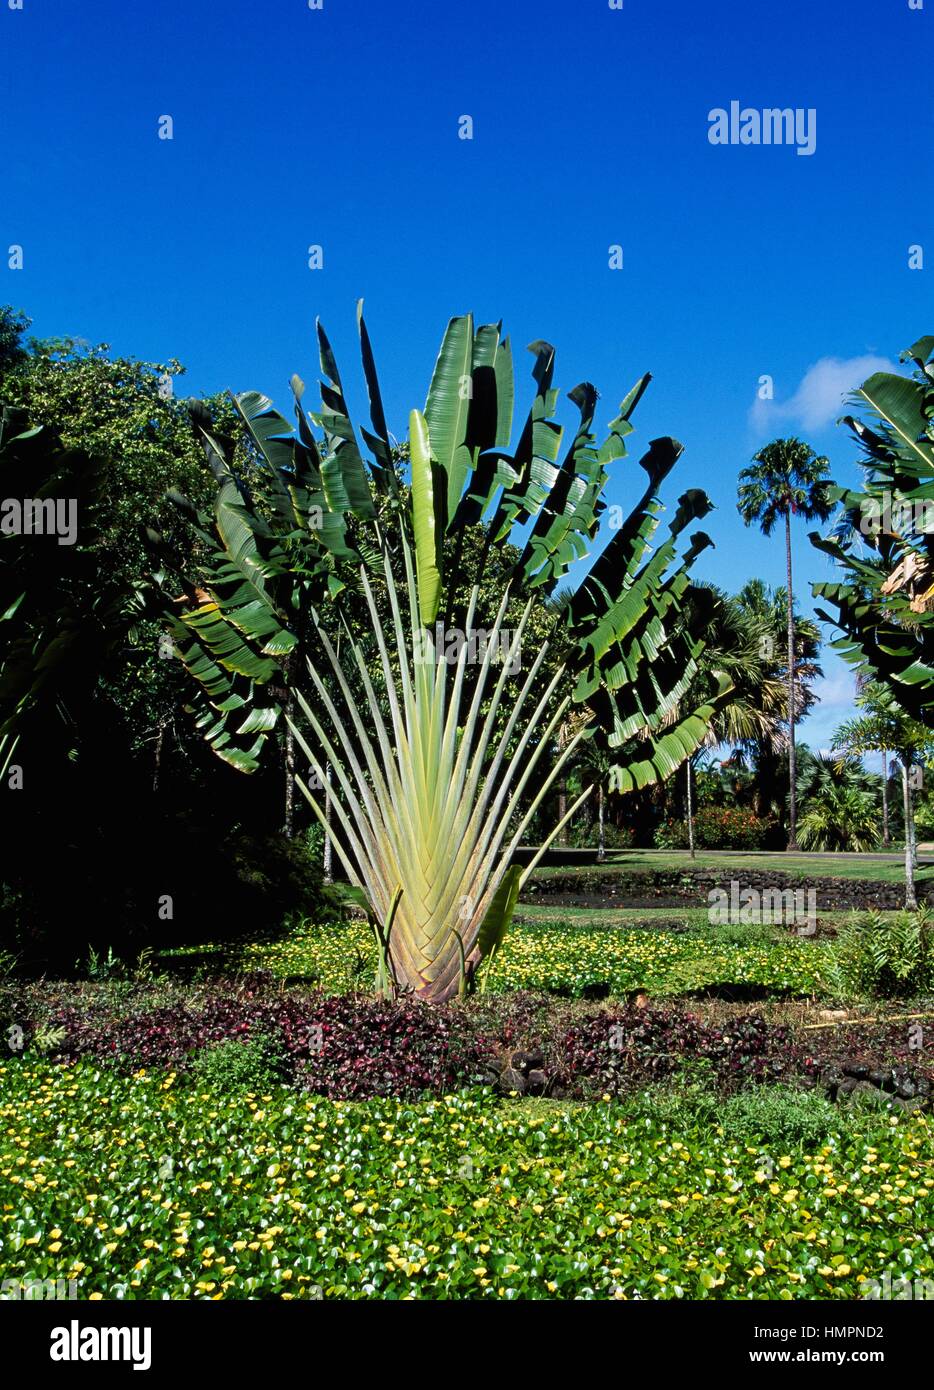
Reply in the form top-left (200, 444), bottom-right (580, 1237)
top-left (1, 1059), bottom-right (929, 1300)
top-left (161, 919), bottom-right (823, 999)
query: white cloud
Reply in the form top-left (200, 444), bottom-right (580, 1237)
top-left (811, 667), bottom-right (857, 710)
top-left (750, 354), bottom-right (895, 434)
top-left (797, 667), bottom-right (858, 751)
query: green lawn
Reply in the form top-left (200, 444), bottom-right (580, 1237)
top-left (529, 850), bottom-right (930, 886)
top-left (514, 903), bottom-right (850, 930)
top-left (2, 1059), bottom-right (931, 1301)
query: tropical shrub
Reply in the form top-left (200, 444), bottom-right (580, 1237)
top-left (614, 1081), bottom-right (841, 1147)
top-left (152, 309), bottom-right (725, 1001)
top-left (812, 336), bottom-right (934, 715)
top-left (654, 806), bottom-right (773, 849)
top-left (821, 909), bottom-right (934, 1000)
top-left (798, 785), bottom-right (880, 852)
top-left (565, 821), bottom-right (634, 851)
top-left (715, 1085), bottom-right (841, 1148)
top-left (190, 1032), bottom-right (288, 1091)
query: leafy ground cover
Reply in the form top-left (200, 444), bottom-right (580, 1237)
top-left (5, 977), bottom-right (931, 1103)
top-left (157, 918), bottom-right (825, 1000)
top-left (0, 1058), bottom-right (930, 1301)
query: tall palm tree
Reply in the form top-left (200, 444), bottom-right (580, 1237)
top-left (660, 583), bottom-right (794, 854)
top-left (733, 580), bottom-right (822, 823)
top-left (833, 682), bottom-right (934, 909)
top-left (737, 438), bottom-right (832, 849)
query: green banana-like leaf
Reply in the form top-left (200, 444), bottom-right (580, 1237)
top-left (609, 674), bottom-right (733, 793)
top-left (853, 372), bottom-right (934, 478)
top-left (475, 864), bottom-right (523, 965)
top-left (810, 336), bottom-right (934, 718)
top-left (424, 313), bottom-right (473, 522)
top-left (409, 409), bottom-right (442, 627)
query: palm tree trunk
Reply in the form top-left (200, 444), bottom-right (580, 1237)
top-left (902, 760), bottom-right (917, 910)
top-left (597, 782), bottom-right (605, 862)
top-left (281, 654), bottom-right (296, 839)
top-left (558, 780), bottom-right (568, 846)
top-left (881, 749), bottom-right (890, 847)
top-left (784, 508), bottom-right (798, 851)
top-left (686, 757), bottom-right (695, 860)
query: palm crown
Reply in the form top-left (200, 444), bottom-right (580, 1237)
top-left (737, 437), bottom-right (833, 532)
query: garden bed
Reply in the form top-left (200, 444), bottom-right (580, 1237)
top-left (4, 976), bottom-right (932, 1108)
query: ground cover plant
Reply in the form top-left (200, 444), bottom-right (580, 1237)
top-left (1, 1058), bottom-right (931, 1301)
top-left (5, 975), bottom-right (932, 1105)
top-left (154, 916), bottom-right (825, 1000)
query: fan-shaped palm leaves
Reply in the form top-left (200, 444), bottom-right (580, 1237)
top-left (150, 308), bottom-right (721, 1000)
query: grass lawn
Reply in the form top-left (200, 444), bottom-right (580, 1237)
top-left (514, 903), bottom-right (851, 931)
top-left (2, 1059), bottom-right (930, 1301)
top-left (530, 850), bottom-right (932, 886)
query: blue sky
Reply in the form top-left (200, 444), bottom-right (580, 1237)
top-left (3, 0), bottom-right (931, 749)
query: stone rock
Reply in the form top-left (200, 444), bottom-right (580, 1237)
top-left (510, 1050), bottom-right (543, 1073)
top-left (820, 1066), bottom-right (844, 1099)
top-left (837, 1078), bottom-right (878, 1102)
top-left (499, 1067), bottom-right (527, 1094)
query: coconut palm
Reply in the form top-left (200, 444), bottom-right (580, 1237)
top-left (738, 441), bottom-right (833, 848)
